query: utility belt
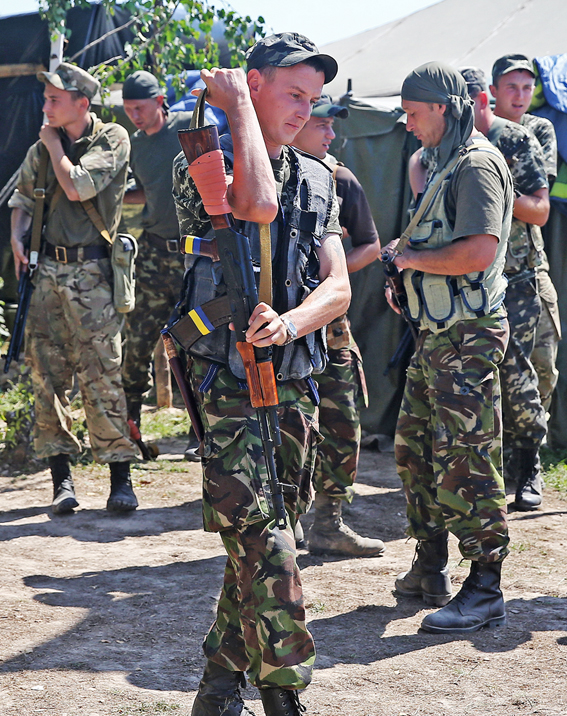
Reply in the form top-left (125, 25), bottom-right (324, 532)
top-left (143, 230), bottom-right (181, 254)
top-left (44, 242), bottom-right (110, 264)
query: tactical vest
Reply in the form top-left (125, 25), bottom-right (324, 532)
top-left (183, 145), bottom-right (333, 382)
top-left (403, 138), bottom-right (511, 333)
top-left (488, 117), bottom-right (545, 274)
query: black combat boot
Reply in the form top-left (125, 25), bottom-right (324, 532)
top-left (49, 454), bottom-right (79, 514)
top-left (395, 531), bottom-right (452, 606)
top-left (260, 688), bottom-right (306, 716)
top-left (184, 425), bottom-right (202, 463)
top-left (107, 462), bottom-right (138, 512)
top-left (514, 447), bottom-right (543, 511)
top-left (191, 660), bottom-right (245, 716)
top-left (308, 493), bottom-right (385, 557)
top-left (420, 561), bottom-right (506, 633)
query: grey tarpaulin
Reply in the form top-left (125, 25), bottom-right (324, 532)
top-left (331, 94), bottom-right (567, 448)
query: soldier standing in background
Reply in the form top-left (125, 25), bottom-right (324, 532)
top-left (490, 54), bottom-right (561, 420)
top-left (121, 71), bottom-right (199, 456)
top-left (292, 95), bottom-right (385, 557)
top-left (386, 62), bottom-right (512, 633)
top-left (9, 63), bottom-right (138, 513)
top-left (487, 56), bottom-right (551, 510)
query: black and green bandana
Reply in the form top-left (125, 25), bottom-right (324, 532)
top-left (401, 61), bottom-right (474, 171)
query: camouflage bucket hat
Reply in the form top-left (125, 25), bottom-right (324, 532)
top-left (492, 54), bottom-right (535, 84)
top-left (246, 32), bottom-right (338, 84)
top-left (311, 93), bottom-right (349, 118)
top-left (37, 61), bottom-right (100, 100)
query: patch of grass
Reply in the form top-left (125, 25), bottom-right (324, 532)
top-left (307, 600), bottom-right (326, 613)
top-left (141, 407), bottom-right (190, 440)
top-left (541, 447), bottom-right (567, 496)
top-left (509, 542), bottom-right (530, 552)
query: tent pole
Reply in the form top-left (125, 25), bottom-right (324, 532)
top-left (50, 23), bottom-right (64, 71)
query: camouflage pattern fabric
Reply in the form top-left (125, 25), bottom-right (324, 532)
top-left (122, 236), bottom-right (185, 410)
top-left (189, 357), bottom-right (319, 531)
top-left (500, 275), bottom-right (547, 449)
top-left (25, 256), bottom-right (137, 463)
top-left (532, 267), bottom-right (561, 412)
top-left (189, 357), bottom-right (318, 688)
top-left (203, 518), bottom-right (315, 689)
top-left (313, 342), bottom-right (368, 500)
top-left (395, 311), bottom-right (510, 563)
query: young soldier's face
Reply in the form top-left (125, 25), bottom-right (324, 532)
top-left (293, 116), bottom-right (336, 160)
top-left (43, 85), bottom-right (87, 128)
top-left (490, 70), bottom-right (535, 123)
top-left (123, 97), bottom-right (165, 132)
top-left (249, 63), bottom-right (325, 157)
top-left (402, 100), bottom-right (447, 148)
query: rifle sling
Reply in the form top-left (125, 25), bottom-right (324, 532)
top-left (29, 145), bottom-right (50, 271)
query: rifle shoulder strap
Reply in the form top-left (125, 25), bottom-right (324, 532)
top-left (28, 144), bottom-right (50, 271)
top-left (81, 198), bottom-right (113, 245)
top-left (258, 223), bottom-right (272, 305)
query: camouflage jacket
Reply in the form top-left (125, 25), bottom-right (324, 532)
top-left (522, 113), bottom-right (558, 181)
top-left (9, 113), bottom-right (130, 248)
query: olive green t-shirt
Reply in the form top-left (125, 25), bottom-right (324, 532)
top-left (130, 111), bottom-right (193, 238)
top-left (444, 148), bottom-right (514, 241)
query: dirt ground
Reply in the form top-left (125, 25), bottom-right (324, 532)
top-left (1, 432), bottom-right (566, 716)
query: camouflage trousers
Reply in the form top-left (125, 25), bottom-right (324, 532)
top-left (532, 269), bottom-right (561, 413)
top-left (122, 237), bottom-right (185, 410)
top-left (190, 358), bottom-right (319, 688)
top-left (501, 274), bottom-right (547, 449)
top-left (395, 311), bottom-right (510, 563)
top-left (25, 256), bottom-right (137, 463)
top-left (313, 344), bottom-right (368, 501)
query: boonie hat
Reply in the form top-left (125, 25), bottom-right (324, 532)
top-left (311, 93), bottom-right (349, 118)
top-left (246, 32), bottom-right (338, 84)
top-left (37, 62), bottom-right (100, 100)
top-left (460, 67), bottom-right (488, 96)
top-left (492, 54), bottom-right (535, 84)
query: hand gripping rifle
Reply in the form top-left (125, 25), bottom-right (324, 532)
top-left (4, 146), bottom-right (49, 374)
top-left (164, 90), bottom-right (288, 529)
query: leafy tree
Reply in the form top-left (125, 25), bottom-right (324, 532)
top-left (39, 0), bottom-right (265, 97)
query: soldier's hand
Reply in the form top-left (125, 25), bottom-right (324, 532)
top-left (245, 302), bottom-right (288, 348)
top-left (11, 236), bottom-right (28, 280)
top-left (193, 68), bottom-right (250, 113)
top-left (381, 238), bottom-right (401, 262)
top-left (39, 123), bottom-right (61, 148)
top-left (384, 285), bottom-right (401, 315)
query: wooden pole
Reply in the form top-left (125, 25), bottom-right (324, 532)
top-left (154, 338), bottom-right (173, 409)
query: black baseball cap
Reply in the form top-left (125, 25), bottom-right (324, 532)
top-left (245, 32), bottom-right (338, 84)
top-left (460, 67), bottom-right (488, 96)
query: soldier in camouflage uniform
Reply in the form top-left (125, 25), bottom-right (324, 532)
top-left (9, 63), bottom-right (138, 514)
top-left (384, 62), bottom-right (513, 634)
top-left (172, 34), bottom-right (349, 715)
top-left (293, 95), bottom-right (384, 557)
top-left (492, 55), bottom-right (561, 416)
top-left (120, 72), bottom-right (196, 455)
top-left (486, 57), bottom-right (552, 509)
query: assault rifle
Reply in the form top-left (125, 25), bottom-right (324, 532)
top-left (171, 97), bottom-right (288, 530)
top-left (381, 248), bottom-right (418, 342)
top-left (4, 234), bottom-right (35, 374)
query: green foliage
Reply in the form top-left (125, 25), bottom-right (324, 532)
top-left (541, 446), bottom-right (567, 497)
top-left (39, 0), bottom-right (266, 100)
top-left (140, 407), bottom-right (189, 440)
top-left (0, 368), bottom-right (35, 456)
top-left (0, 277), bottom-right (9, 345)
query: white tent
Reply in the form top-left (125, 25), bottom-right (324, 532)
top-left (323, 0), bottom-right (567, 98)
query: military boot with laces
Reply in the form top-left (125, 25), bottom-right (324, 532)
top-left (308, 493), bottom-right (385, 557)
top-left (260, 688), bottom-right (306, 716)
top-left (107, 462), bottom-right (138, 512)
top-left (420, 560), bottom-right (506, 633)
top-left (191, 660), bottom-right (246, 716)
top-left (395, 530), bottom-right (452, 606)
top-left (49, 454), bottom-right (79, 514)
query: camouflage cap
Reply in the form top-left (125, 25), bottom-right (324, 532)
top-left (460, 67), bottom-right (488, 97)
top-left (245, 32), bottom-right (338, 84)
top-left (37, 62), bottom-right (100, 100)
top-left (492, 54), bottom-right (535, 84)
top-left (311, 93), bottom-right (349, 118)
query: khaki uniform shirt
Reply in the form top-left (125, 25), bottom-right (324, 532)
top-left (9, 113), bottom-right (130, 248)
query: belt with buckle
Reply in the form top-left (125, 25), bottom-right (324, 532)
top-left (45, 243), bottom-right (110, 264)
top-left (144, 231), bottom-right (181, 253)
